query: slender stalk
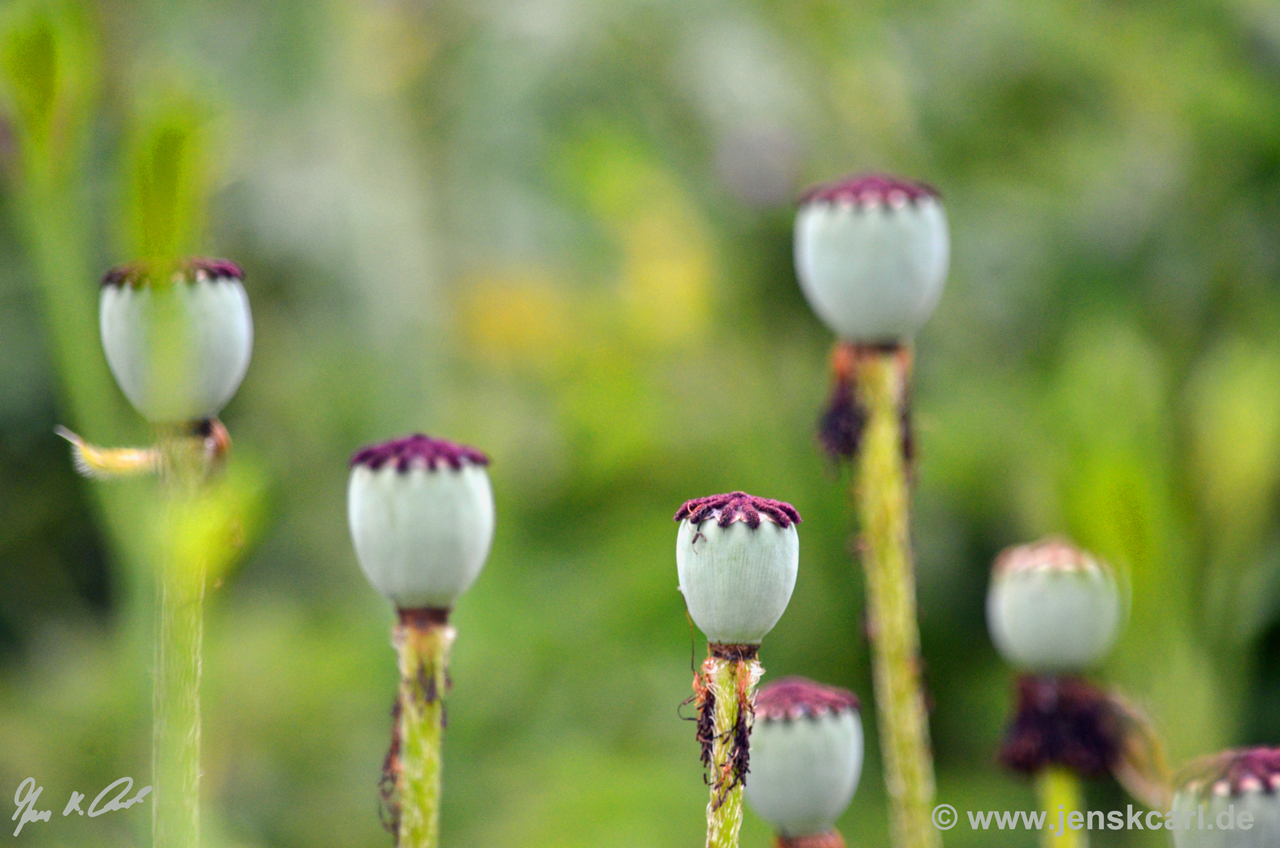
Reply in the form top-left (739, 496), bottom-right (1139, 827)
top-left (1037, 766), bottom-right (1087, 848)
top-left (699, 647), bottom-right (763, 848)
top-left (392, 609), bottom-right (456, 848)
top-left (851, 344), bottom-right (939, 848)
top-left (152, 523), bottom-right (204, 848)
top-left (152, 435), bottom-right (210, 848)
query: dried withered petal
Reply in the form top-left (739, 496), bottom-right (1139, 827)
top-left (819, 374), bottom-right (864, 460)
top-left (999, 674), bottom-right (1121, 777)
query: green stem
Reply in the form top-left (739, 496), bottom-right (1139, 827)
top-left (152, 440), bottom-right (209, 848)
top-left (1037, 767), bottom-right (1087, 848)
top-left (394, 612), bottom-right (456, 848)
top-left (702, 652), bottom-right (762, 848)
top-left (152, 550), bottom-right (203, 848)
top-left (852, 345), bottom-right (939, 848)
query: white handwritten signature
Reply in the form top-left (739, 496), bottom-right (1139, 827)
top-left (11, 777), bottom-right (152, 836)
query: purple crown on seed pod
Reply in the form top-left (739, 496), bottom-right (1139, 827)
top-left (99, 256), bottom-right (253, 423)
top-left (793, 173), bottom-right (949, 343)
top-left (101, 257), bottom-right (245, 288)
top-left (347, 434), bottom-right (495, 609)
top-left (1185, 748), bottom-right (1280, 797)
top-left (993, 538), bottom-right (1107, 578)
top-left (674, 491), bottom-right (801, 529)
top-left (987, 538), bottom-right (1121, 673)
top-left (757, 677), bottom-right (861, 722)
top-left (350, 434), bottom-right (490, 473)
top-left (745, 675), bottom-right (865, 841)
top-left (675, 490), bottom-right (801, 644)
top-left (1172, 747), bottom-right (1280, 847)
top-left (799, 174), bottom-right (940, 207)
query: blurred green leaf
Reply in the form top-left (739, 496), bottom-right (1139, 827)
top-left (128, 96), bottom-right (208, 264)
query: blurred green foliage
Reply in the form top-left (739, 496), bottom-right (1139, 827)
top-left (1, 0), bottom-right (1280, 846)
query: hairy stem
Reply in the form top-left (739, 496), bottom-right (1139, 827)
top-left (699, 649), bottom-right (763, 848)
top-left (852, 345), bottom-right (939, 848)
top-left (393, 610), bottom-right (456, 848)
top-left (152, 449), bottom-right (207, 848)
top-left (1037, 767), bottom-right (1087, 848)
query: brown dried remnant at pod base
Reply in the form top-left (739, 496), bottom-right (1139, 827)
top-left (690, 643), bottom-right (761, 809)
top-left (777, 832), bottom-right (847, 848)
top-left (379, 607), bottom-right (454, 839)
top-left (819, 342), bottom-right (913, 463)
top-left (999, 674), bottom-right (1121, 777)
top-left (379, 696), bottom-right (403, 836)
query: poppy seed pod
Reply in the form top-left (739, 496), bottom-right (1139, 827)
top-left (99, 259), bottom-right (253, 423)
top-left (987, 540), bottom-right (1123, 673)
top-left (745, 678), bottom-right (863, 842)
top-left (348, 435), bottom-right (495, 610)
top-left (1172, 748), bottom-right (1280, 848)
top-left (794, 174), bottom-right (949, 343)
top-left (674, 492), bottom-right (800, 645)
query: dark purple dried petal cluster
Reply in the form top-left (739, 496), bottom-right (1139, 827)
top-left (999, 674), bottom-right (1120, 778)
top-left (100, 257), bottom-right (245, 288)
top-left (350, 434), bottom-right (489, 472)
top-left (674, 491), bottom-right (800, 529)
top-left (757, 676), bottom-right (860, 722)
top-left (1183, 748), bottom-right (1280, 797)
top-left (799, 173), bottom-right (939, 207)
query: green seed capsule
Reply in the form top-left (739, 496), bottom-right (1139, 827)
top-left (99, 259), bottom-right (253, 423)
top-left (986, 539), bottom-right (1122, 673)
top-left (674, 492), bottom-right (800, 645)
top-left (348, 435), bottom-right (494, 610)
top-left (794, 174), bottom-right (949, 343)
top-left (1172, 749), bottom-right (1280, 848)
top-left (745, 677), bottom-right (863, 839)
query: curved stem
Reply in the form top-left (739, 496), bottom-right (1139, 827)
top-left (852, 344), bottom-right (940, 848)
top-left (699, 649), bottom-right (763, 848)
top-left (1037, 767), bottom-right (1087, 848)
top-left (393, 611), bottom-right (455, 848)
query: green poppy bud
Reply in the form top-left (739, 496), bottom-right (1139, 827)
top-left (674, 492), bottom-right (800, 645)
top-left (99, 259), bottom-right (253, 423)
top-left (1173, 748), bottom-right (1280, 848)
top-left (348, 435), bottom-right (494, 610)
top-left (987, 539), bottom-right (1122, 673)
top-left (794, 174), bottom-right (949, 343)
top-left (745, 677), bottom-right (863, 841)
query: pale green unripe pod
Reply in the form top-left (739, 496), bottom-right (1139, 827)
top-left (674, 492), bottom-right (799, 645)
top-left (1172, 749), bottom-right (1280, 848)
top-left (745, 677), bottom-right (863, 839)
top-left (794, 174), bottom-right (949, 343)
top-left (986, 539), bottom-right (1122, 673)
top-left (99, 259), bottom-right (253, 423)
top-left (348, 435), bottom-right (495, 610)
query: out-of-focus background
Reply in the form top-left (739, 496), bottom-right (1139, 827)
top-left (2, 0), bottom-right (1280, 845)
